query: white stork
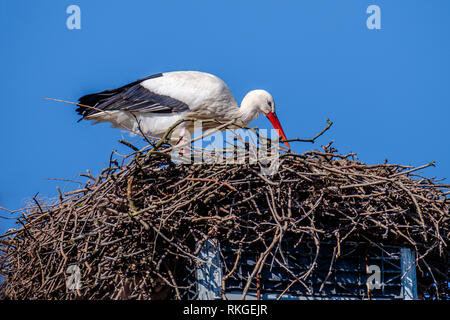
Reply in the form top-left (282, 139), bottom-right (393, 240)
top-left (76, 71), bottom-right (290, 149)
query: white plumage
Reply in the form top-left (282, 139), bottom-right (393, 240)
top-left (77, 71), bottom-right (289, 148)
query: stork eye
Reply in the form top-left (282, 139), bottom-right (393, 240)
top-left (268, 101), bottom-right (272, 107)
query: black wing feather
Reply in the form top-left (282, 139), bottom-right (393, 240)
top-left (76, 73), bottom-right (189, 119)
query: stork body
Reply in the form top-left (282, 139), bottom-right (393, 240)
top-left (77, 71), bottom-right (289, 148)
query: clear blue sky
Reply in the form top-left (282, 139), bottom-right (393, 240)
top-left (1, 0), bottom-right (449, 234)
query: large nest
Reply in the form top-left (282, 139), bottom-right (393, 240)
top-left (0, 124), bottom-right (449, 300)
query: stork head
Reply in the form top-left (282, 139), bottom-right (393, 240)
top-left (241, 90), bottom-right (290, 149)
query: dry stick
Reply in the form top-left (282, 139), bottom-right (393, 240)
top-left (272, 254), bottom-right (312, 298)
top-left (152, 118), bottom-right (233, 151)
top-left (303, 150), bottom-right (356, 160)
top-left (319, 246), bottom-right (337, 292)
top-left (391, 161), bottom-right (435, 178)
top-left (282, 119), bottom-right (333, 144)
top-left (221, 248), bottom-right (242, 300)
top-left (186, 178), bottom-right (238, 192)
top-left (336, 179), bottom-right (389, 190)
top-left (277, 278), bottom-right (306, 300)
top-left (277, 236), bottom-right (321, 300)
top-left (421, 259), bottom-right (440, 297)
top-left (395, 181), bottom-right (428, 241)
top-left (241, 231), bottom-right (281, 300)
top-left (158, 119), bottom-right (236, 154)
top-left (32, 193), bottom-right (44, 214)
top-left (119, 140), bottom-right (140, 152)
top-left (43, 98), bottom-right (136, 133)
top-left (164, 262), bottom-right (181, 300)
top-left (129, 111), bottom-right (156, 147)
top-left (56, 186), bottom-right (64, 202)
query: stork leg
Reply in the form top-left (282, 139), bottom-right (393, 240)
top-left (174, 127), bottom-right (188, 155)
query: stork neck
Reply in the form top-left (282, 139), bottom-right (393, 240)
top-left (237, 101), bottom-right (260, 126)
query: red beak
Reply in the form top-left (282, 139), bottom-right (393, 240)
top-left (266, 111), bottom-right (290, 149)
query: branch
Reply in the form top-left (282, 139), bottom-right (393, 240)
top-left (282, 118), bottom-right (333, 144)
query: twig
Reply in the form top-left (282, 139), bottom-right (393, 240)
top-left (282, 119), bottom-right (333, 144)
